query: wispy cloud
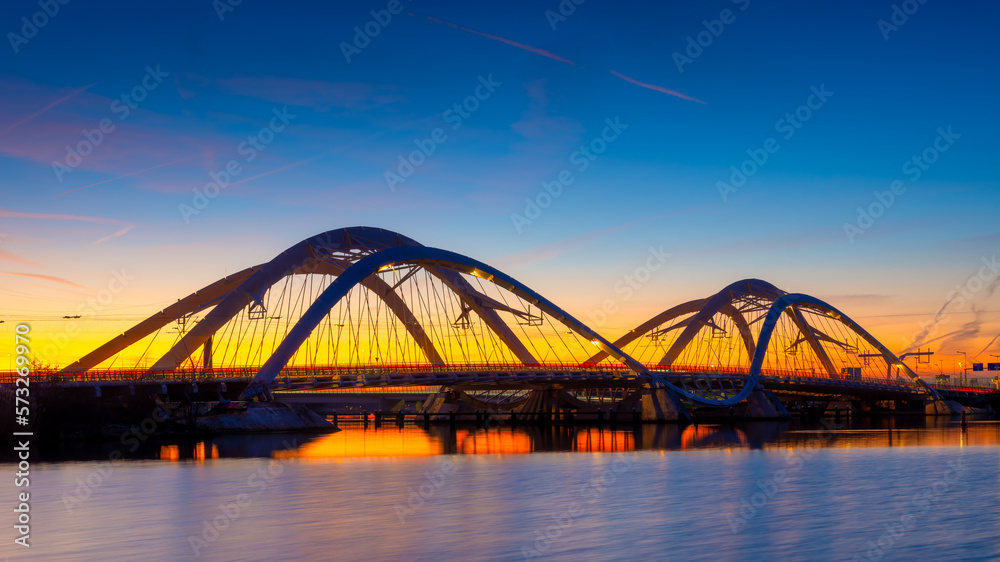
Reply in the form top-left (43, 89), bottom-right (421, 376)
top-left (54, 157), bottom-right (192, 197)
top-left (819, 294), bottom-right (892, 307)
top-left (0, 209), bottom-right (124, 224)
top-left (91, 224), bottom-right (135, 245)
top-left (0, 78), bottom-right (236, 182)
top-left (20, 282), bottom-right (91, 296)
top-left (0, 249), bottom-right (41, 267)
top-left (0, 83), bottom-right (92, 138)
top-left (492, 210), bottom-right (689, 268)
top-left (0, 271), bottom-right (87, 289)
top-left (608, 70), bottom-right (706, 104)
top-left (696, 225), bottom-right (843, 257)
top-left (510, 79), bottom-right (583, 142)
top-left (228, 153), bottom-right (328, 188)
top-left (214, 76), bottom-right (405, 112)
top-left (948, 231), bottom-right (1000, 245)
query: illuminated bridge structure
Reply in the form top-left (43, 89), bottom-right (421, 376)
top-left (52, 227), bottom-right (991, 420)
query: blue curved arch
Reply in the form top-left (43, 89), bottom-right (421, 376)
top-left (244, 246), bottom-right (647, 389)
top-left (148, 226), bottom-right (429, 370)
top-left (749, 293), bottom-right (942, 400)
top-left (585, 297), bottom-right (708, 364)
top-left (659, 278), bottom-right (785, 366)
top-left (242, 246), bottom-right (768, 407)
top-left (588, 278), bottom-right (783, 366)
top-left (141, 226), bottom-right (535, 370)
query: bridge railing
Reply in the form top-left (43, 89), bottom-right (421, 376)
top-left (928, 378), bottom-right (1000, 392)
top-left (0, 367), bottom-right (257, 385)
top-left (1, 363), bottom-right (989, 393)
top-left (652, 364), bottom-right (926, 389)
top-left (0, 363), bottom-right (630, 386)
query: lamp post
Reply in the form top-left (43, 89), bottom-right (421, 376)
top-left (956, 351), bottom-right (968, 385)
top-left (992, 355), bottom-right (1000, 389)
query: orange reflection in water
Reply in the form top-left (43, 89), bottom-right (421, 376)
top-left (275, 428), bottom-right (441, 460)
top-left (680, 425), bottom-right (749, 450)
top-left (455, 429), bottom-right (532, 455)
top-left (575, 428), bottom-right (634, 453)
top-left (193, 442), bottom-right (220, 462)
top-left (159, 442), bottom-right (220, 461)
top-left (277, 427), bottom-right (641, 460)
top-left (160, 445), bottom-right (180, 462)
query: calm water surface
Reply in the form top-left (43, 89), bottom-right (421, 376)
top-left (5, 417), bottom-right (1000, 561)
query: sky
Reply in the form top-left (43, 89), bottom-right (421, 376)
top-left (0, 0), bottom-right (997, 372)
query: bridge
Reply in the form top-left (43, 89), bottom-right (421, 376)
top-left (15, 227), bottom-right (998, 421)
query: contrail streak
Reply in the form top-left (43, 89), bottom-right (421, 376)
top-left (91, 224), bottom-right (135, 245)
top-left (0, 209), bottom-right (122, 224)
top-left (228, 153), bottom-right (326, 187)
top-left (0, 271), bottom-right (88, 289)
top-left (974, 331), bottom-right (1000, 359)
top-left (608, 70), bottom-right (706, 104)
top-left (0, 83), bottom-right (93, 138)
top-left (414, 14), bottom-right (705, 103)
top-left (422, 15), bottom-right (576, 65)
top-left (54, 157), bottom-right (191, 197)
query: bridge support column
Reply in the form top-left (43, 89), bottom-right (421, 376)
top-left (640, 387), bottom-right (691, 422)
top-left (516, 389), bottom-right (558, 419)
top-left (925, 399), bottom-right (965, 415)
top-left (743, 387), bottom-right (791, 419)
top-left (514, 387), bottom-right (596, 422)
top-left (420, 389), bottom-right (477, 418)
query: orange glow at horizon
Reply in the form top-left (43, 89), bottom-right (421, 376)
top-left (3, 265), bottom-right (998, 380)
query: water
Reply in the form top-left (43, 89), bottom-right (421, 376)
top-left (5, 417), bottom-right (1000, 561)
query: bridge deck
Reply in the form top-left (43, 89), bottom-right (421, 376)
top-left (4, 364), bottom-right (995, 397)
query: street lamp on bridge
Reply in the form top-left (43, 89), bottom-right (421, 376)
top-left (991, 355), bottom-right (1000, 390)
top-left (955, 351), bottom-right (968, 385)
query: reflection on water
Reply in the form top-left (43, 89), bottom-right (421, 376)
top-left (29, 414), bottom-right (1000, 463)
top-left (12, 415), bottom-right (1000, 561)
top-left (275, 415), bottom-right (999, 461)
top-left (273, 427), bottom-right (637, 460)
top-left (159, 442), bottom-right (220, 462)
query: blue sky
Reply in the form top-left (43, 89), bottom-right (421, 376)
top-left (0, 0), bottom-right (997, 366)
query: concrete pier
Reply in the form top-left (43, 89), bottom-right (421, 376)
top-left (640, 387), bottom-right (692, 422)
top-left (742, 388), bottom-right (791, 419)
